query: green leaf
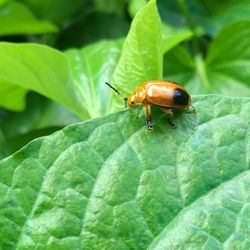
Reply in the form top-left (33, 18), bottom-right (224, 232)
top-left (112, 0), bottom-right (192, 110)
top-left (162, 24), bottom-right (192, 53)
top-left (149, 171), bottom-right (250, 249)
top-left (158, 0), bottom-right (250, 36)
top-left (128, 0), bottom-right (147, 17)
top-left (112, 0), bottom-right (163, 109)
top-left (0, 93), bottom-right (80, 160)
top-left (198, 0), bottom-right (250, 35)
top-left (0, 40), bottom-right (121, 119)
top-left (0, 83), bottom-right (27, 111)
top-left (0, 95), bottom-right (249, 249)
top-left (65, 39), bottom-right (123, 118)
top-left (19, 0), bottom-right (87, 25)
top-left (0, 42), bottom-right (84, 117)
top-left (0, 2), bottom-right (57, 36)
top-left (206, 21), bottom-right (250, 94)
top-left (0, 0), bottom-right (10, 8)
top-left (164, 21), bottom-right (250, 96)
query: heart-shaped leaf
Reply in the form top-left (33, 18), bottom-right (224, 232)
top-left (0, 95), bottom-right (249, 249)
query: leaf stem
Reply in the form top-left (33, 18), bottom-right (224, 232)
top-left (195, 53), bottom-right (211, 91)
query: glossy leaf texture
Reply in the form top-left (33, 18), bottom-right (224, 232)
top-left (0, 95), bottom-right (249, 249)
top-left (65, 40), bottom-right (123, 118)
top-left (164, 21), bottom-right (250, 96)
top-left (0, 2), bottom-right (57, 36)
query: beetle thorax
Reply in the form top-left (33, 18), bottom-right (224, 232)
top-left (134, 87), bottom-right (146, 103)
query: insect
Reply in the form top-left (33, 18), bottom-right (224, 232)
top-left (105, 80), bottom-right (192, 130)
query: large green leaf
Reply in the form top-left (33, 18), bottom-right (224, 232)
top-left (0, 95), bottom-right (249, 249)
top-left (0, 40), bottom-right (121, 118)
top-left (0, 2), bottom-right (57, 36)
top-left (164, 21), bottom-right (250, 96)
top-left (149, 171), bottom-right (250, 249)
top-left (0, 42), bottom-right (84, 117)
top-left (112, 0), bottom-right (163, 108)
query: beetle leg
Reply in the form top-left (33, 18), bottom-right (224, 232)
top-left (143, 103), bottom-right (153, 130)
top-left (187, 105), bottom-right (195, 113)
top-left (161, 108), bottom-right (176, 129)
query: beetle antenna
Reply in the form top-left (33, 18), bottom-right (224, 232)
top-left (105, 82), bottom-right (128, 108)
top-left (105, 82), bottom-right (121, 96)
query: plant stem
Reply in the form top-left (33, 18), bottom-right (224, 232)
top-left (195, 53), bottom-right (211, 91)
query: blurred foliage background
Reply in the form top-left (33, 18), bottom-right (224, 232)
top-left (0, 0), bottom-right (250, 159)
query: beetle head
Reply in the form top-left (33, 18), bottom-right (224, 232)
top-left (127, 94), bottom-right (137, 109)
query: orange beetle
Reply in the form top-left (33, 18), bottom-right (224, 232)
top-left (105, 80), bottom-right (192, 130)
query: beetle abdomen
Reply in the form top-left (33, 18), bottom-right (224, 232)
top-left (173, 88), bottom-right (190, 106)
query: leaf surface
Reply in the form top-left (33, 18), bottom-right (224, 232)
top-left (164, 21), bottom-right (250, 96)
top-left (112, 0), bottom-right (163, 109)
top-left (0, 93), bottom-right (80, 160)
top-left (0, 95), bottom-right (249, 249)
top-left (65, 40), bottom-right (123, 118)
top-left (0, 83), bottom-right (27, 111)
top-left (19, 0), bottom-right (87, 25)
top-left (149, 171), bottom-right (250, 249)
top-left (158, 0), bottom-right (250, 36)
top-left (0, 2), bottom-right (57, 36)
top-left (0, 42), bottom-right (84, 117)
top-left (112, 0), bottom-right (193, 109)
top-left (0, 40), bottom-right (121, 118)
